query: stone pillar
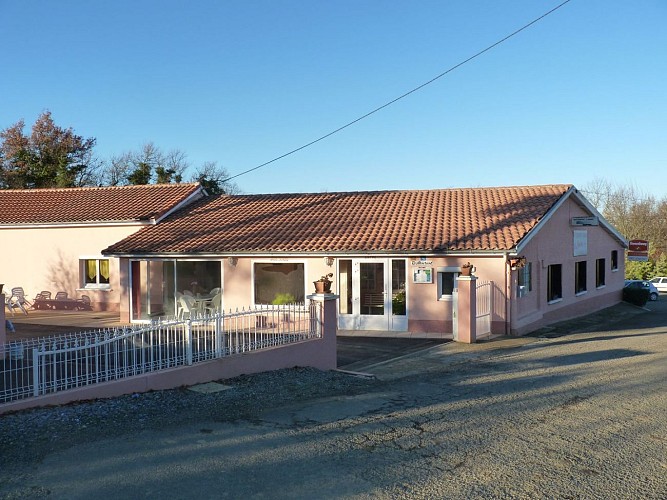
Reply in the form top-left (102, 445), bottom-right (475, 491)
top-left (456, 276), bottom-right (477, 343)
top-left (307, 293), bottom-right (338, 369)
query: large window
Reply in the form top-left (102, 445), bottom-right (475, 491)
top-left (254, 262), bottom-right (305, 305)
top-left (82, 258), bottom-right (110, 288)
top-left (517, 262), bottom-right (532, 298)
top-left (130, 259), bottom-right (222, 321)
top-left (547, 264), bottom-right (562, 302)
top-left (575, 261), bottom-right (587, 294)
top-left (596, 258), bottom-right (606, 288)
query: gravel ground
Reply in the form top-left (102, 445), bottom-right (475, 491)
top-left (0, 368), bottom-right (376, 472)
top-left (0, 300), bottom-right (665, 499)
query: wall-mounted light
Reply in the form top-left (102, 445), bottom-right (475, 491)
top-left (508, 256), bottom-right (527, 270)
top-left (228, 257), bottom-right (238, 268)
top-left (324, 256), bottom-right (335, 267)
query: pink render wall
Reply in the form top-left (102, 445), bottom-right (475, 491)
top-left (1, 225), bottom-right (143, 313)
top-left (510, 197), bottom-right (625, 335)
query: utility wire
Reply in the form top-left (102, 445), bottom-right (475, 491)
top-left (222, 0), bottom-right (573, 183)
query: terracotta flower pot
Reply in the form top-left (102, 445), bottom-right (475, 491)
top-left (314, 281), bottom-right (332, 293)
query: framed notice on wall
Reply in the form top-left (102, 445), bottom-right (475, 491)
top-left (413, 268), bottom-right (433, 284)
top-left (573, 229), bottom-right (588, 257)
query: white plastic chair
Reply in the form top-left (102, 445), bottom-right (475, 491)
top-left (205, 292), bottom-right (222, 314)
top-left (7, 287), bottom-right (30, 315)
top-left (179, 295), bottom-right (203, 319)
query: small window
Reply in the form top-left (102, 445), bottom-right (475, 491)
top-left (517, 262), bottom-right (532, 298)
top-left (437, 271), bottom-right (457, 300)
top-left (611, 250), bottom-right (618, 271)
top-left (547, 264), bottom-right (562, 302)
top-left (82, 259), bottom-right (110, 288)
top-left (596, 258), bottom-right (606, 288)
top-left (575, 261), bottom-right (587, 294)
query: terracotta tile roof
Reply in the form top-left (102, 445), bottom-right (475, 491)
top-left (104, 184), bottom-right (572, 255)
top-left (0, 183), bottom-right (202, 225)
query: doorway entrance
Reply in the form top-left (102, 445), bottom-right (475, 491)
top-left (338, 259), bottom-right (407, 331)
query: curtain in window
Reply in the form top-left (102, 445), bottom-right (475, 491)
top-left (99, 259), bottom-right (110, 284)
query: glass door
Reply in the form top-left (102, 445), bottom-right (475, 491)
top-left (338, 258), bottom-right (408, 331)
top-left (359, 261), bottom-right (387, 329)
top-left (130, 260), bottom-right (171, 322)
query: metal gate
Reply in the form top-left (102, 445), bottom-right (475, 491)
top-left (476, 280), bottom-right (493, 338)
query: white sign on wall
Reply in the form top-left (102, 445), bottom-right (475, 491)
top-left (573, 230), bottom-right (588, 257)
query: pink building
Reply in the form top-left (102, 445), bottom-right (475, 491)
top-left (101, 184), bottom-right (627, 337)
top-left (0, 183), bottom-right (204, 312)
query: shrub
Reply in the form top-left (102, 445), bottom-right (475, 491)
top-left (271, 293), bottom-right (296, 305)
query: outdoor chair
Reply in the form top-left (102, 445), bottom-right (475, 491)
top-left (55, 291), bottom-right (68, 301)
top-left (175, 291), bottom-right (184, 318)
top-left (32, 290), bottom-right (53, 310)
top-left (6, 287), bottom-right (31, 315)
top-left (34, 290), bottom-right (52, 301)
top-left (205, 292), bottom-right (222, 314)
top-left (77, 295), bottom-right (93, 311)
top-left (178, 295), bottom-right (203, 319)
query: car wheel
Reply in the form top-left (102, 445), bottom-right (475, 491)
top-left (650, 292), bottom-right (658, 301)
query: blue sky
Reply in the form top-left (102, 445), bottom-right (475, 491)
top-left (1, 1), bottom-right (666, 196)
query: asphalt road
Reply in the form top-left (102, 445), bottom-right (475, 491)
top-left (3, 297), bottom-right (666, 499)
top-left (336, 336), bottom-right (448, 371)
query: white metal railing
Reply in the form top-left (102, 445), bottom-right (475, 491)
top-left (1, 303), bottom-right (320, 404)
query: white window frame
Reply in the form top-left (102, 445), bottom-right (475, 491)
top-left (437, 266), bottom-right (461, 301)
top-left (80, 257), bottom-right (111, 290)
top-left (251, 259), bottom-right (308, 306)
top-left (517, 262), bottom-right (532, 298)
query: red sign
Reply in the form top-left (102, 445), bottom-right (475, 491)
top-left (628, 239), bottom-right (649, 262)
top-left (629, 240), bottom-right (648, 252)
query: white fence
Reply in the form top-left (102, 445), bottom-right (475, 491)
top-left (1, 303), bottom-right (319, 404)
top-left (476, 280), bottom-right (493, 339)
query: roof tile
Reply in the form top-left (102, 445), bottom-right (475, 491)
top-left (0, 183), bottom-right (202, 225)
top-left (105, 185), bottom-right (571, 254)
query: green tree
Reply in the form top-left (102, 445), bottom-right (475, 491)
top-left (625, 260), bottom-right (655, 280)
top-left (0, 111), bottom-right (98, 189)
top-left (655, 254), bottom-right (667, 277)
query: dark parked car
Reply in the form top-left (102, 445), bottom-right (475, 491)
top-left (624, 280), bottom-right (659, 302)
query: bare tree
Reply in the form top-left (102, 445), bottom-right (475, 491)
top-left (583, 178), bottom-right (667, 269)
top-left (189, 161), bottom-right (241, 195)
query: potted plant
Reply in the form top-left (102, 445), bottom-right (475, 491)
top-left (460, 262), bottom-right (474, 276)
top-left (313, 273), bottom-right (334, 293)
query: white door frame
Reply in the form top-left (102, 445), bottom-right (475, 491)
top-left (338, 258), bottom-right (408, 332)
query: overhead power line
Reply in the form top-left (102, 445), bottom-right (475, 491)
top-left (222, 0), bottom-right (573, 184)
